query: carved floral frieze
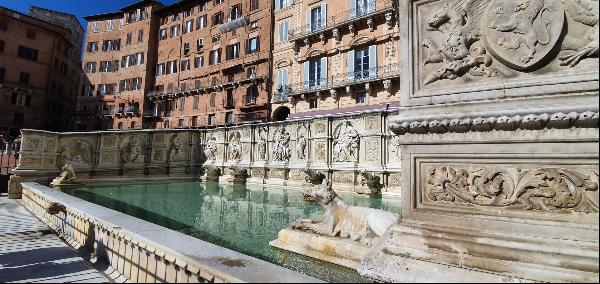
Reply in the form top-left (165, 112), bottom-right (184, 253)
top-left (425, 166), bottom-right (599, 213)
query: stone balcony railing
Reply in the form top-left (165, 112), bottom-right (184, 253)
top-left (148, 75), bottom-right (266, 102)
top-left (288, 0), bottom-right (395, 42)
top-left (284, 63), bottom-right (400, 98)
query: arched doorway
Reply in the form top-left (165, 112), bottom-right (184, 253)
top-left (273, 106), bottom-right (290, 121)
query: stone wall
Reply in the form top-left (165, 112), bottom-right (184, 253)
top-left (20, 182), bottom-right (319, 283)
top-left (9, 110), bottom-right (401, 198)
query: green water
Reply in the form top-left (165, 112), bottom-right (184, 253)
top-left (62, 181), bottom-right (401, 283)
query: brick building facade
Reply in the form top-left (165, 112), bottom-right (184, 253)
top-left (0, 6), bottom-right (83, 136)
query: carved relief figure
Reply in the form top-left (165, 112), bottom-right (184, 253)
top-left (120, 137), bottom-right (143, 164)
top-left (297, 134), bottom-right (307, 160)
top-left (61, 139), bottom-right (93, 166)
top-left (257, 128), bottom-right (268, 160)
top-left (426, 166), bottom-right (599, 213)
top-left (273, 127), bottom-right (291, 162)
top-left (291, 179), bottom-right (400, 246)
top-left (228, 131), bottom-right (242, 161)
top-left (167, 134), bottom-right (185, 163)
top-left (205, 136), bottom-right (218, 160)
top-left (559, 0), bottom-right (599, 66)
top-left (333, 121), bottom-right (360, 162)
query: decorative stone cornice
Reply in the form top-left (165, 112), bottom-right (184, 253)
top-left (389, 111), bottom-right (599, 135)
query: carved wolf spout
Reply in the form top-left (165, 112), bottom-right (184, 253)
top-left (292, 179), bottom-right (400, 246)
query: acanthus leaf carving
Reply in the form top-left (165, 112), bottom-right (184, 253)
top-left (426, 166), bottom-right (599, 213)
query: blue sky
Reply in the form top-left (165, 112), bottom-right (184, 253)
top-left (1, 0), bottom-right (179, 29)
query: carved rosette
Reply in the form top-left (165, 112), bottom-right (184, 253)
top-left (425, 166), bottom-right (599, 213)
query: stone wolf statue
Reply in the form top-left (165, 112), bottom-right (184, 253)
top-left (291, 179), bottom-right (400, 246)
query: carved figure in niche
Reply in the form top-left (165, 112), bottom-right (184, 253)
top-left (333, 121), bottom-right (360, 162)
top-left (167, 134), bottom-right (185, 163)
top-left (228, 131), bottom-right (242, 161)
top-left (205, 136), bottom-right (218, 160)
top-left (257, 128), bottom-right (268, 160)
top-left (51, 164), bottom-right (80, 187)
top-left (297, 134), bottom-right (307, 160)
top-left (559, 0), bottom-right (599, 66)
top-left (121, 137), bottom-right (143, 164)
top-left (421, 0), bottom-right (496, 85)
top-left (291, 179), bottom-right (400, 246)
top-left (61, 139), bottom-right (93, 166)
top-left (273, 127), bottom-right (291, 162)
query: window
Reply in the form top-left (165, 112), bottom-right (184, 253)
top-left (229, 4), bottom-right (241, 21)
top-left (247, 66), bottom-right (257, 78)
top-left (106, 20), bottom-right (114, 31)
top-left (304, 57), bottom-right (328, 89)
top-left (178, 119), bottom-right (184, 128)
top-left (208, 114), bottom-right (216, 126)
top-left (199, 2), bottom-right (208, 12)
top-left (181, 59), bottom-right (191, 71)
top-left (247, 37), bottom-right (259, 54)
top-left (276, 69), bottom-right (289, 100)
top-left (355, 91), bottom-right (367, 104)
top-left (138, 30), bottom-right (144, 42)
top-left (159, 28), bottom-right (167, 40)
top-left (194, 56), bottom-right (204, 68)
top-left (85, 62), bottom-right (97, 73)
top-left (279, 20), bottom-right (289, 42)
top-left (19, 72), bottom-right (29, 84)
top-left (209, 49), bottom-right (221, 65)
top-left (172, 13), bottom-right (180, 22)
top-left (87, 41), bottom-right (99, 53)
top-left (226, 43), bottom-right (240, 60)
top-left (102, 39), bottom-right (121, 51)
top-left (119, 77), bottom-right (142, 92)
top-left (196, 38), bottom-right (204, 50)
top-left (26, 29), bottom-right (36, 39)
top-left (212, 35), bottom-right (221, 43)
top-left (246, 86), bottom-right (258, 105)
top-left (275, 0), bottom-right (292, 11)
top-left (226, 89), bottom-right (234, 107)
top-left (92, 22), bottom-right (99, 32)
top-left (309, 98), bottom-right (318, 109)
top-left (184, 20), bottom-right (193, 33)
top-left (214, 0), bottom-right (224, 6)
top-left (195, 80), bottom-right (202, 89)
top-left (0, 67), bottom-right (5, 83)
top-left (183, 42), bottom-right (190, 54)
top-left (249, 21), bottom-right (258, 29)
top-left (131, 121), bottom-right (136, 129)
top-left (167, 60), bottom-right (178, 74)
top-left (170, 25), bottom-right (180, 37)
top-left (126, 33), bottom-right (132, 45)
top-left (118, 122), bottom-right (124, 130)
top-left (308, 5), bottom-right (327, 32)
top-left (210, 93), bottom-right (217, 108)
top-left (250, 0), bottom-right (260, 11)
top-left (348, 45), bottom-right (376, 81)
top-left (0, 40), bottom-right (4, 53)
top-left (193, 96), bottom-right (199, 109)
top-left (309, 59), bottom-right (321, 87)
top-left (352, 0), bottom-right (374, 18)
top-left (18, 46), bottom-right (39, 61)
top-left (191, 116), bottom-right (198, 127)
top-left (212, 12), bottom-right (224, 26)
top-left (185, 8), bottom-right (194, 17)
top-left (196, 15), bottom-right (207, 29)
top-left (155, 63), bottom-right (166, 76)
top-left (225, 112), bottom-right (234, 124)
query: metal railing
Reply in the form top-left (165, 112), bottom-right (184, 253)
top-left (73, 110), bottom-right (117, 117)
top-left (288, 0), bottom-right (395, 41)
top-left (288, 63), bottom-right (400, 96)
top-left (1, 139), bottom-right (20, 176)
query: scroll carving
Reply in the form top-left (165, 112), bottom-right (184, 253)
top-left (426, 166), bottom-right (599, 213)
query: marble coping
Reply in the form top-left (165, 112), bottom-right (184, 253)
top-left (20, 182), bottom-right (321, 283)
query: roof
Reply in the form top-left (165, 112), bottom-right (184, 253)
top-left (153, 0), bottom-right (196, 15)
top-left (83, 0), bottom-right (164, 21)
top-left (29, 5), bottom-right (84, 31)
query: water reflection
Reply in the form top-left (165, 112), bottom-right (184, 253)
top-left (63, 181), bottom-right (401, 283)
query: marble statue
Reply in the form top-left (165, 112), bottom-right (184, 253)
top-left (205, 136), bottom-right (218, 160)
top-left (258, 128), bottom-right (268, 160)
top-left (297, 134), bottom-right (307, 160)
top-left (228, 131), bottom-right (242, 161)
top-left (333, 121), bottom-right (360, 162)
top-left (273, 127), bottom-right (291, 162)
top-left (291, 179), bottom-right (399, 246)
top-left (167, 134), bottom-right (185, 163)
top-left (50, 164), bottom-right (80, 187)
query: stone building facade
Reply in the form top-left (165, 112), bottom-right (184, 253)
top-left (0, 6), bottom-right (83, 136)
top-left (76, 0), bottom-right (163, 131)
top-left (271, 0), bottom-right (400, 120)
top-left (148, 0), bottom-right (272, 129)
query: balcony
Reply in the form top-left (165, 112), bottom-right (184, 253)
top-left (73, 109), bottom-right (116, 120)
top-left (236, 111), bottom-right (269, 123)
top-left (288, 0), bottom-right (395, 42)
top-left (288, 63), bottom-right (400, 97)
top-left (148, 74), bottom-right (266, 102)
top-left (274, 85), bottom-right (292, 103)
top-left (116, 108), bottom-right (140, 117)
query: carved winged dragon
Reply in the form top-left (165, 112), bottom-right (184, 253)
top-left (560, 0), bottom-right (599, 66)
top-left (422, 0), bottom-right (494, 85)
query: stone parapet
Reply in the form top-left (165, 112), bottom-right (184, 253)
top-left (20, 182), bottom-right (320, 283)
